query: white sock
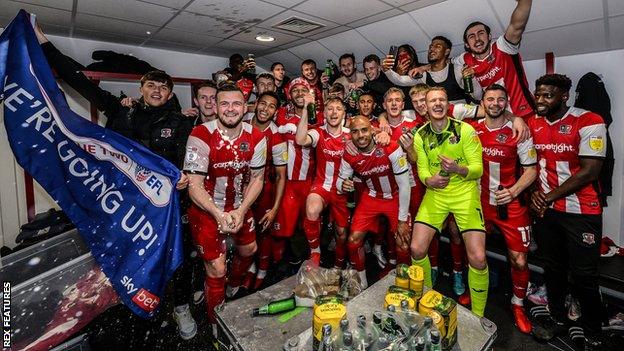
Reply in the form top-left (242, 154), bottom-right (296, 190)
top-left (358, 270), bottom-right (368, 289)
top-left (511, 295), bottom-right (524, 306)
top-left (257, 269), bottom-right (267, 279)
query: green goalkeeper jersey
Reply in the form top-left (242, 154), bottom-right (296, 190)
top-left (413, 118), bottom-right (483, 194)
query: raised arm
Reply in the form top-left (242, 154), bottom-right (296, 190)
top-left (34, 23), bottom-right (123, 118)
top-left (505, 0), bottom-right (533, 45)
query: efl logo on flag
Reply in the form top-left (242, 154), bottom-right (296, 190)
top-left (0, 11), bottom-right (183, 318)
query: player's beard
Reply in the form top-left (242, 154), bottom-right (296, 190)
top-left (470, 40), bottom-right (490, 56)
top-left (486, 106), bottom-right (505, 119)
top-left (219, 114), bottom-right (243, 128)
top-left (536, 101), bottom-right (562, 117)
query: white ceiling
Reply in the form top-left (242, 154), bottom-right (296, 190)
top-left (1, 0), bottom-right (623, 75)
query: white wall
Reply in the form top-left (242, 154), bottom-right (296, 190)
top-left (0, 34), bottom-right (228, 248)
top-left (522, 50), bottom-right (624, 246)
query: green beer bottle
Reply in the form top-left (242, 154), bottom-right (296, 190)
top-left (252, 295), bottom-right (296, 316)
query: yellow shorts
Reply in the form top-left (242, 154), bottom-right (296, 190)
top-left (415, 183), bottom-right (485, 233)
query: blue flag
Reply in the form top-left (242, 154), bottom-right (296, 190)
top-left (0, 10), bottom-right (183, 318)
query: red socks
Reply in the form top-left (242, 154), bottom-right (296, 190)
top-left (229, 254), bottom-right (254, 288)
top-left (347, 240), bottom-right (365, 271)
top-left (205, 276), bottom-right (225, 323)
top-left (450, 241), bottom-right (466, 272)
top-left (257, 235), bottom-right (271, 272)
top-left (335, 235), bottom-right (347, 268)
top-left (511, 266), bottom-right (530, 300)
top-left (303, 218), bottom-right (321, 254)
top-left (271, 237), bottom-right (286, 263)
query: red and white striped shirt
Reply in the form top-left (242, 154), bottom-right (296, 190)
top-left (528, 107), bottom-right (606, 215)
top-left (258, 121), bottom-right (288, 182)
top-left (183, 120), bottom-right (267, 211)
top-left (471, 119), bottom-right (537, 206)
top-left (308, 126), bottom-right (350, 192)
top-left (388, 115), bottom-right (427, 187)
top-left (275, 105), bottom-right (322, 181)
top-left (454, 36), bottom-right (534, 119)
top-left (338, 141), bottom-right (409, 199)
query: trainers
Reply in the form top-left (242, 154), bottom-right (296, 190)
top-left (173, 304), bottom-right (197, 340)
top-left (225, 285), bottom-right (239, 298)
top-left (566, 294), bottom-right (581, 321)
top-left (452, 271), bottom-right (466, 296)
top-left (511, 304), bottom-right (532, 334)
top-left (531, 312), bottom-right (568, 341)
top-left (458, 292), bottom-right (471, 306)
top-left (568, 326), bottom-right (586, 350)
top-left (372, 244), bottom-right (387, 269)
top-left (604, 312), bottom-right (624, 331)
top-left (527, 284), bottom-right (548, 305)
top-left (192, 290), bottom-right (204, 305)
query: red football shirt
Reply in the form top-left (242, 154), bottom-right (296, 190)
top-left (528, 107), bottom-right (607, 215)
top-left (455, 36), bottom-right (534, 119)
top-left (184, 120), bottom-right (267, 211)
top-left (338, 141), bottom-right (409, 199)
top-left (308, 125), bottom-right (350, 192)
top-left (471, 119), bottom-right (537, 206)
top-left (274, 105), bottom-right (323, 181)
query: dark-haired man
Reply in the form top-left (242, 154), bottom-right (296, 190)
top-left (185, 83), bottom-right (266, 335)
top-left (454, 0), bottom-right (534, 119)
top-left (471, 84), bottom-right (537, 333)
top-left (34, 24), bottom-right (197, 339)
top-left (334, 53), bottom-right (367, 98)
top-left (361, 54), bottom-right (393, 113)
top-left (299, 59), bottom-right (324, 112)
top-left (386, 36), bottom-right (481, 104)
top-left (528, 74), bottom-right (606, 350)
top-left (271, 62), bottom-right (290, 105)
top-left (248, 92), bottom-right (287, 289)
top-left (190, 80), bottom-right (217, 124)
top-left (272, 78), bottom-right (323, 264)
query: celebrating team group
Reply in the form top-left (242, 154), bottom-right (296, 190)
top-left (33, 0), bottom-right (608, 348)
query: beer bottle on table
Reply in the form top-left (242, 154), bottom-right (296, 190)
top-left (252, 295), bottom-right (296, 316)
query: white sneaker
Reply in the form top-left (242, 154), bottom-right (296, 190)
top-left (192, 290), bottom-right (204, 305)
top-left (372, 244), bottom-right (387, 269)
top-left (173, 304), bottom-right (197, 340)
top-left (226, 285), bottom-right (239, 298)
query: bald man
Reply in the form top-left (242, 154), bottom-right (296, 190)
top-left (336, 116), bottom-right (411, 287)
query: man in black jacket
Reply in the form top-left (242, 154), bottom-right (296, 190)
top-left (34, 24), bottom-right (199, 340)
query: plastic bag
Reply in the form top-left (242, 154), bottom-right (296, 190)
top-left (293, 260), bottom-right (364, 306)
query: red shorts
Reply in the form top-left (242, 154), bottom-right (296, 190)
top-left (273, 180), bottom-right (312, 237)
top-left (253, 180), bottom-right (275, 224)
top-left (351, 194), bottom-right (399, 234)
top-left (188, 205), bottom-right (256, 260)
top-left (309, 185), bottom-right (349, 228)
top-left (482, 201), bottom-right (531, 253)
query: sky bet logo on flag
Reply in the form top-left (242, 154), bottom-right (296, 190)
top-left (0, 11), bottom-right (183, 318)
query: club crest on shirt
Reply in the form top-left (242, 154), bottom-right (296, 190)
top-left (558, 124), bottom-right (572, 135)
top-left (589, 136), bottom-right (604, 151)
top-left (239, 142), bottom-right (250, 152)
top-left (160, 128), bottom-right (172, 138)
top-left (496, 133), bottom-right (508, 143)
top-left (402, 126), bottom-right (409, 134)
top-left (582, 232), bottom-right (596, 245)
top-left (448, 135), bottom-right (458, 144)
top-left (375, 149), bottom-right (384, 157)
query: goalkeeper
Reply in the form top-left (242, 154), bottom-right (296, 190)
top-left (411, 87), bottom-right (488, 317)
